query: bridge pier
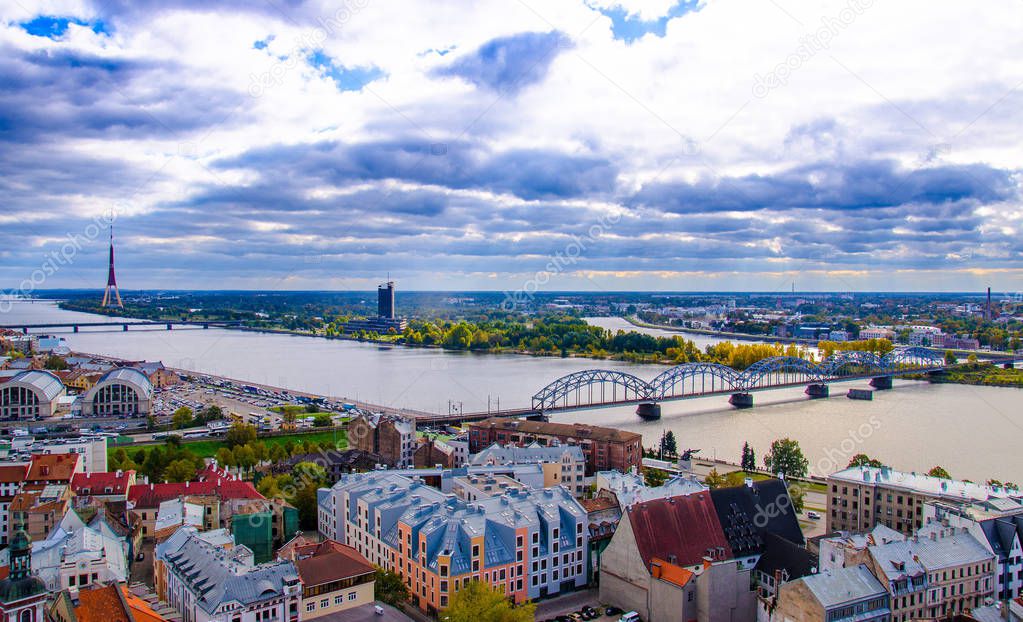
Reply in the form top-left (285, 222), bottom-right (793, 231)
top-left (1005, 362), bottom-right (1015, 370)
top-left (203, 323), bottom-right (210, 329)
top-left (122, 324), bottom-right (129, 332)
top-left (21, 327), bottom-right (28, 334)
top-left (729, 393), bottom-right (754, 409)
top-left (869, 376), bottom-right (893, 390)
top-left (167, 323), bottom-right (173, 330)
top-left (805, 383), bottom-right (829, 399)
top-left (73, 326), bottom-right (79, 333)
top-left (636, 402), bottom-right (661, 420)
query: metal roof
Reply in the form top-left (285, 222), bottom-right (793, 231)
top-left (8, 370), bottom-right (65, 401)
top-left (801, 564), bottom-right (888, 608)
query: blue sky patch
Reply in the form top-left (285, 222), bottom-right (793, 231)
top-left (307, 50), bottom-right (385, 92)
top-left (20, 15), bottom-right (110, 39)
top-left (591, 1), bottom-right (701, 43)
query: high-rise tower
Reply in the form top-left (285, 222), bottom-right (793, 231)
top-left (377, 281), bottom-right (395, 319)
top-left (101, 224), bottom-right (123, 308)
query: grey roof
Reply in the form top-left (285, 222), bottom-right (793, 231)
top-left (801, 564), bottom-right (888, 608)
top-left (91, 367), bottom-right (153, 398)
top-left (8, 370), bottom-right (65, 401)
top-left (157, 526), bottom-right (297, 614)
top-left (869, 529), bottom-right (992, 582)
top-left (333, 470), bottom-right (585, 576)
top-left (470, 442), bottom-right (584, 466)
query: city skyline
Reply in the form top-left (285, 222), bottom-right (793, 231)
top-left (2, 0), bottom-right (1021, 292)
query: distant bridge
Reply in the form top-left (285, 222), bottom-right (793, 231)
top-left (530, 347), bottom-right (954, 413)
top-left (1, 320), bottom-right (244, 333)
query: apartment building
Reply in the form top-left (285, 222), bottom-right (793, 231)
top-left (923, 498), bottom-right (1023, 601)
top-left (155, 525), bottom-right (302, 622)
top-left (327, 471), bottom-right (588, 614)
top-left (347, 413), bottom-right (416, 467)
top-left (0, 464), bottom-right (28, 545)
top-left (470, 443), bottom-right (587, 496)
top-left (468, 418), bottom-right (642, 475)
top-left (826, 466), bottom-right (1019, 535)
top-left (773, 565), bottom-right (891, 622)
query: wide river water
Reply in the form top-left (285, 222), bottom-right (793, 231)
top-left (3, 301), bottom-right (1021, 482)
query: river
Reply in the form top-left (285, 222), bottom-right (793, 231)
top-left (3, 301), bottom-right (1021, 482)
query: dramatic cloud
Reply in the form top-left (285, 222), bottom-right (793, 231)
top-left (0, 0), bottom-right (1021, 292)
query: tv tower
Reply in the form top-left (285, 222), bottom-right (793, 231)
top-left (101, 222), bottom-right (123, 308)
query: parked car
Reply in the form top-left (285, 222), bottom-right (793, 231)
top-left (618, 612), bottom-right (641, 622)
top-left (604, 607), bottom-right (623, 617)
top-left (807, 510), bottom-right (822, 520)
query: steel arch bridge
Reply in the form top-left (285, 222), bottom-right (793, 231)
top-left (531, 369), bottom-right (653, 411)
top-left (650, 363), bottom-right (741, 400)
top-left (530, 347), bottom-right (948, 412)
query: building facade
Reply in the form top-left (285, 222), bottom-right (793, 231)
top-left (156, 526), bottom-right (302, 622)
top-left (0, 370), bottom-right (65, 420)
top-left (347, 413), bottom-right (415, 467)
top-left (471, 443), bottom-right (587, 497)
top-left (468, 418), bottom-right (642, 476)
top-left (327, 471), bottom-right (588, 614)
top-left (80, 367), bottom-right (153, 417)
top-left (773, 565), bottom-right (890, 622)
top-left (826, 466), bottom-right (1019, 535)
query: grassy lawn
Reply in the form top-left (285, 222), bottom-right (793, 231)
top-left (269, 404), bottom-right (330, 415)
top-left (721, 470), bottom-right (828, 494)
top-left (109, 429), bottom-right (348, 461)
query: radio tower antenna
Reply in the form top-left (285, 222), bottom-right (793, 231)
top-left (101, 215), bottom-right (123, 308)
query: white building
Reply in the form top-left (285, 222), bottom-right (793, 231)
top-left (595, 469), bottom-right (707, 508)
top-left (31, 509), bottom-right (130, 591)
top-left (81, 367), bottom-right (153, 417)
top-left (9, 436), bottom-right (108, 473)
top-left (156, 526), bottom-right (301, 622)
top-left (0, 370), bottom-right (65, 420)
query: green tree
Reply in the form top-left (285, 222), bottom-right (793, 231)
top-left (44, 355), bottom-right (68, 371)
top-left (374, 569), bottom-right (410, 607)
top-left (111, 447), bottom-right (129, 470)
top-left (304, 403), bottom-right (319, 414)
top-left (763, 438), bottom-right (808, 479)
top-left (659, 430), bottom-right (677, 458)
top-left (172, 407), bottom-right (194, 429)
top-left (704, 468), bottom-right (726, 488)
top-left (164, 459), bottom-right (197, 482)
top-left (741, 442), bottom-right (756, 472)
top-left (787, 483), bottom-right (806, 514)
top-left (226, 422), bottom-right (257, 448)
top-left (848, 454), bottom-right (885, 468)
top-left (442, 581), bottom-right (535, 622)
top-left (928, 465), bottom-right (951, 479)
top-left (234, 445), bottom-right (256, 473)
top-left (216, 447), bottom-right (235, 468)
top-left (269, 444), bottom-right (288, 463)
top-left (944, 350), bottom-right (958, 365)
top-left (313, 413), bottom-right (332, 427)
top-left (644, 468), bottom-right (668, 487)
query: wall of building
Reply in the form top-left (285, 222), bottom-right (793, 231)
top-left (302, 580), bottom-right (374, 619)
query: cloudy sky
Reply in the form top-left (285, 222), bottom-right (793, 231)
top-left (2, 0), bottom-right (1021, 293)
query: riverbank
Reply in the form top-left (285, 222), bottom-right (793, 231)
top-left (926, 363), bottom-right (1023, 388)
top-left (623, 315), bottom-right (817, 345)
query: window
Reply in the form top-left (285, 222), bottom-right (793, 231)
top-left (306, 603), bottom-right (315, 612)
top-left (348, 593), bottom-right (357, 601)
top-left (320, 599), bottom-right (328, 608)
top-left (334, 596), bottom-right (343, 605)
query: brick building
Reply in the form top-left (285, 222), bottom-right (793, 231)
top-left (468, 418), bottom-right (642, 475)
top-left (347, 413), bottom-right (415, 467)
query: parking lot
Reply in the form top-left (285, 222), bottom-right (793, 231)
top-left (534, 589), bottom-right (627, 621)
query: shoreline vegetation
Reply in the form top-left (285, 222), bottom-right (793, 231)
top-left (55, 300), bottom-right (1019, 389)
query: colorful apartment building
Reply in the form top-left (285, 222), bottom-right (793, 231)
top-left (326, 471), bottom-right (588, 614)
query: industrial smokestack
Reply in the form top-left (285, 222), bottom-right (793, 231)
top-left (987, 287), bottom-right (992, 321)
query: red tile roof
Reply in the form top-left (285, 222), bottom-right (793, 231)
top-left (650, 557), bottom-right (694, 588)
top-left (127, 465), bottom-right (262, 508)
top-left (580, 497), bottom-right (618, 512)
top-left (626, 491), bottom-right (733, 569)
top-left (27, 453), bottom-right (81, 482)
top-left (72, 471), bottom-right (135, 496)
top-left (75, 584), bottom-right (130, 622)
top-left (294, 540), bottom-right (375, 587)
top-left (0, 464), bottom-right (28, 484)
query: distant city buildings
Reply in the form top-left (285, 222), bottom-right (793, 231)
top-left (342, 281), bottom-right (408, 334)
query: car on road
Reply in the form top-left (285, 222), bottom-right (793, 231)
top-left (806, 511), bottom-right (822, 520)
